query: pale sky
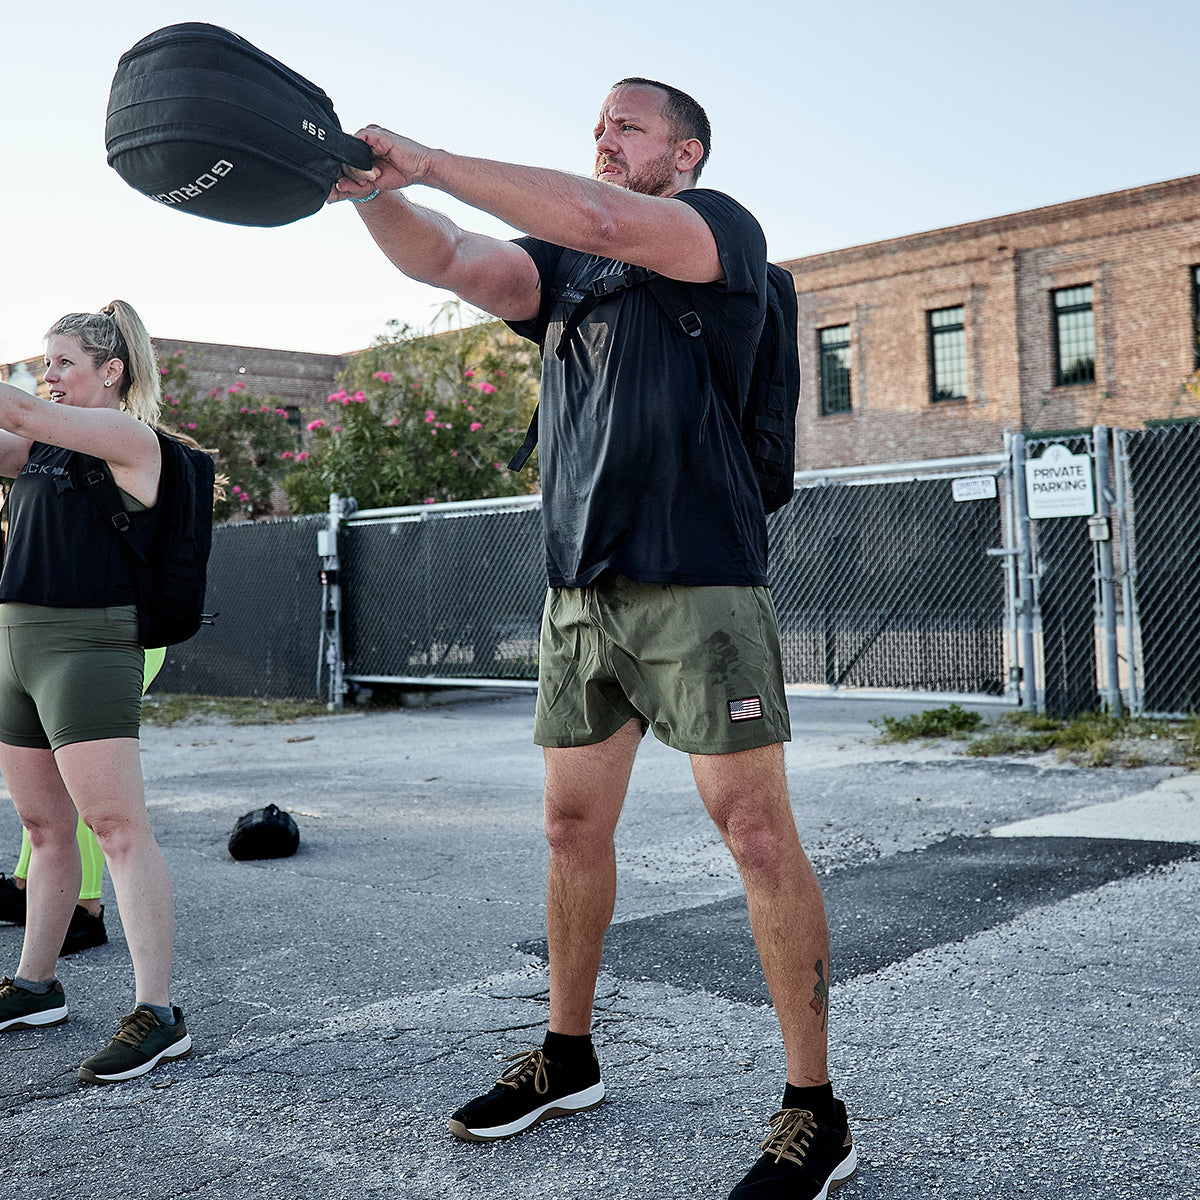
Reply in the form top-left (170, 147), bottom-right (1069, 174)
top-left (2, 0), bottom-right (1198, 364)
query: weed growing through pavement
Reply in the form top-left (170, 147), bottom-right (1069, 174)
top-left (875, 705), bottom-right (1200, 768)
top-left (141, 695), bottom-right (334, 726)
top-left (871, 704), bottom-right (984, 742)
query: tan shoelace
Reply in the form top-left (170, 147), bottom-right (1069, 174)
top-left (112, 1007), bottom-right (160, 1047)
top-left (759, 1108), bottom-right (817, 1167)
top-left (495, 1049), bottom-right (550, 1096)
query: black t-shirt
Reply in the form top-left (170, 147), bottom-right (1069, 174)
top-left (0, 443), bottom-right (153, 608)
top-left (508, 188), bottom-right (769, 588)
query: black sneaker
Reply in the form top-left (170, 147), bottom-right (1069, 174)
top-left (60, 905), bottom-right (108, 956)
top-left (78, 1005), bottom-right (192, 1084)
top-left (448, 1047), bottom-right (605, 1141)
top-left (729, 1100), bottom-right (858, 1199)
top-left (0, 874), bottom-right (26, 925)
top-left (0, 976), bottom-right (68, 1031)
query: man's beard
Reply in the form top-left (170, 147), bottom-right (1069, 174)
top-left (594, 147), bottom-right (678, 197)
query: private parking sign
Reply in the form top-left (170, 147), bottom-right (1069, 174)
top-left (1025, 444), bottom-right (1095, 519)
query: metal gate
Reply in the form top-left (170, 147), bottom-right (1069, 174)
top-left (1020, 434), bottom-right (1101, 717)
top-left (1116, 422), bottom-right (1200, 716)
top-left (770, 460), bottom-right (1008, 697)
top-left (322, 455), bottom-right (1015, 706)
top-left (1013, 424), bottom-right (1180, 719)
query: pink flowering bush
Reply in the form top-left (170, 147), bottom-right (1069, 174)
top-left (282, 310), bottom-right (541, 513)
top-left (157, 353), bottom-right (296, 521)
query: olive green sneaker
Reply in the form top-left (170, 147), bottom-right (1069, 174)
top-left (0, 976), bottom-right (68, 1031)
top-left (78, 1005), bottom-right (192, 1084)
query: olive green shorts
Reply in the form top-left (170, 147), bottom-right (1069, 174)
top-left (534, 574), bottom-right (791, 754)
top-left (0, 604), bottom-right (146, 751)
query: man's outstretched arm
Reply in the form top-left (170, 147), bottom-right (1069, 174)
top-left (342, 186), bottom-right (545, 324)
top-left (330, 125), bottom-right (723, 310)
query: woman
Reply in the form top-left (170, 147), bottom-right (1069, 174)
top-left (0, 301), bottom-right (191, 1084)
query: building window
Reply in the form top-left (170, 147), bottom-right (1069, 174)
top-left (1192, 267), bottom-right (1200, 368)
top-left (818, 325), bottom-right (852, 415)
top-left (286, 405), bottom-right (303, 448)
top-left (928, 306), bottom-right (967, 401)
top-left (1053, 285), bottom-right (1096, 386)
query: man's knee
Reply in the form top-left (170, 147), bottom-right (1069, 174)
top-left (544, 798), bottom-right (616, 858)
top-left (720, 808), bottom-right (800, 880)
top-left (542, 733), bottom-right (637, 854)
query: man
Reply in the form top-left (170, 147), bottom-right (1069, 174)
top-left (331, 78), bottom-right (856, 1200)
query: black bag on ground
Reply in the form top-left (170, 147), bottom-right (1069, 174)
top-left (228, 805), bottom-right (300, 860)
top-left (105, 22), bottom-right (373, 227)
top-left (71, 432), bottom-right (216, 649)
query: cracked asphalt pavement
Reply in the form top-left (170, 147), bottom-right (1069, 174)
top-left (1, 692), bottom-right (1197, 1198)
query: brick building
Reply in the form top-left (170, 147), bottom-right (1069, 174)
top-left (153, 338), bottom-right (355, 448)
top-left (4, 339), bottom-right (353, 431)
top-left (785, 172), bottom-right (1200, 469)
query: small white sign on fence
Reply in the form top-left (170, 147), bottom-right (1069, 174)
top-left (952, 475), bottom-right (998, 502)
top-left (1025, 444), bottom-right (1095, 519)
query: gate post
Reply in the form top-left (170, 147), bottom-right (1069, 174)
top-left (1092, 426), bottom-right (1121, 713)
top-left (317, 492), bottom-right (355, 710)
top-left (1010, 433), bottom-right (1040, 712)
top-left (1111, 430), bottom-right (1140, 714)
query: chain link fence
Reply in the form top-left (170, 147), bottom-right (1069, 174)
top-left (1117, 422), bottom-right (1200, 716)
top-left (335, 469), bottom-right (1011, 700)
top-left (341, 498), bottom-right (544, 685)
top-left (154, 513), bottom-right (326, 699)
top-left (158, 426), bottom-right (1200, 718)
top-left (771, 465), bottom-right (1008, 695)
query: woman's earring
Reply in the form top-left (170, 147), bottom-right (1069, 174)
top-left (104, 380), bottom-right (113, 388)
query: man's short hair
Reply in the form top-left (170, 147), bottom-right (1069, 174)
top-left (611, 77), bottom-right (711, 182)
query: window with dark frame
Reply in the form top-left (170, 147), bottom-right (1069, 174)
top-left (818, 325), bottom-right (852, 415)
top-left (286, 404), bottom-right (303, 449)
top-left (928, 305), bottom-right (967, 401)
top-left (1053, 284), bottom-right (1096, 386)
top-left (1192, 266), bottom-right (1200, 368)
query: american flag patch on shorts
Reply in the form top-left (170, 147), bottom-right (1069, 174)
top-left (728, 696), bottom-right (763, 723)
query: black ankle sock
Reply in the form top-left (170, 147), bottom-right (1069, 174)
top-left (542, 1030), bottom-right (594, 1063)
top-left (782, 1081), bottom-right (836, 1126)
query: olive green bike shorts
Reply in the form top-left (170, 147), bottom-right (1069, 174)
top-left (0, 604), bottom-right (146, 751)
top-left (534, 574), bottom-right (790, 755)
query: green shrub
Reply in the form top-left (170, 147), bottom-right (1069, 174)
top-left (872, 703), bottom-right (984, 742)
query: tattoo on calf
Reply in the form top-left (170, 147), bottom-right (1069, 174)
top-left (809, 959), bottom-right (829, 1031)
